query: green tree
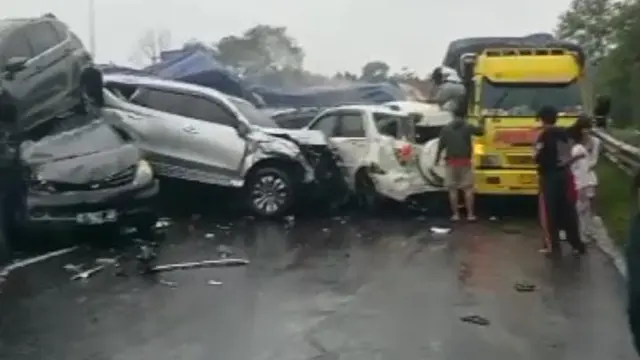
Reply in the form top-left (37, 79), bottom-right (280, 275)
top-left (360, 61), bottom-right (390, 81)
top-left (555, 0), bottom-right (617, 65)
top-left (215, 25), bottom-right (304, 75)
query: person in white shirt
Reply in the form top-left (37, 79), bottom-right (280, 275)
top-left (568, 116), bottom-right (597, 243)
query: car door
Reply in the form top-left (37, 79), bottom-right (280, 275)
top-left (168, 94), bottom-right (247, 186)
top-left (126, 88), bottom-right (201, 177)
top-left (0, 28), bottom-right (37, 128)
top-left (330, 111), bottom-right (370, 170)
top-left (22, 21), bottom-right (69, 129)
top-left (309, 111), bottom-right (369, 172)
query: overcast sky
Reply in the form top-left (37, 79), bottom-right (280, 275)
top-left (5, 0), bottom-right (572, 76)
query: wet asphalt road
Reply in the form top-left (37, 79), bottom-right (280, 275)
top-left (0, 213), bottom-right (637, 360)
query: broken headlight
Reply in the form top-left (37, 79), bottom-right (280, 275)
top-left (133, 160), bottom-right (154, 186)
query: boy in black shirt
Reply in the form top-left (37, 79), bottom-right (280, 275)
top-left (535, 106), bottom-right (585, 255)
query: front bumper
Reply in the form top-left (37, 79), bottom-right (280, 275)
top-left (474, 169), bottom-right (538, 195)
top-left (23, 179), bottom-right (159, 229)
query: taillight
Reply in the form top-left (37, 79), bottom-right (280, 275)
top-left (394, 143), bottom-right (414, 165)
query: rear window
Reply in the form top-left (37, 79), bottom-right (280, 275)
top-left (373, 113), bottom-right (415, 140)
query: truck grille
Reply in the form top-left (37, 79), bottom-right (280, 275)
top-left (51, 165), bottom-right (136, 192)
top-left (506, 155), bottom-right (535, 166)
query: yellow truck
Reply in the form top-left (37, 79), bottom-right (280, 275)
top-left (442, 36), bottom-right (589, 195)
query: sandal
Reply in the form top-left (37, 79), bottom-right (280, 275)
top-left (451, 214), bottom-right (460, 221)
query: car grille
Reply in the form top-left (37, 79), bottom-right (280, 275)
top-left (51, 165), bottom-right (136, 192)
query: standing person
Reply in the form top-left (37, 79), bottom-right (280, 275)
top-left (583, 116), bottom-right (601, 215)
top-left (626, 170), bottom-right (640, 355)
top-left (567, 117), bottom-right (594, 243)
top-left (535, 105), bottom-right (586, 255)
top-left (435, 108), bottom-right (484, 221)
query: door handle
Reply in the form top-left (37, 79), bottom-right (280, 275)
top-left (182, 126), bottom-right (198, 134)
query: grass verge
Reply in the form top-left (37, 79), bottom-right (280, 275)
top-left (596, 158), bottom-right (633, 246)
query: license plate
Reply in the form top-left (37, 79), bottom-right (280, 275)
top-left (76, 210), bottom-right (118, 225)
top-left (519, 174), bottom-right (536, 185)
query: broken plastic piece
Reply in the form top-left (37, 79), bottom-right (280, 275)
top-left (71, 265), bottom-right (105, 280)
top-left (159, 279), bottom-right (178, 288)
top-left (514, 282), bottom-right (536, 292)
top-left (151, 258), bottom-right (250, 273)
top-left (216, 245), bottom-right (233, 258)
top-left (205, 233), bottom-right (215, 239)
top-left (460, 315), bottom-right (490, 326)
top-left (207, 280), bottom-right (223, 286)
top-left (430, 226), bottom-right (451, 235)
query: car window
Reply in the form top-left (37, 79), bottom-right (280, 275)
top-left (310, 114), bottom-right (338, 137)
top-left (182, 96), bottom-right (237, 127)
top-left (373, 112), bottom-right (415, 140)
top-left (229, 97), bottom-right (277, 128)
top-left (131, 89), bottom-right (185, 115)
top-left (335, 113), bottom-right (365, 137)
top-left (0, 29), bottom-right (34, 66)
top-left (26, 22), bottom-right (62, 56)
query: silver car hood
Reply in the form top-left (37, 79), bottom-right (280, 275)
top-left (259, 127), bottom-right (328, 146)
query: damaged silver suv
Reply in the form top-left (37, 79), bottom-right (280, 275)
top-left (102, 74), bottom-right (315, 217)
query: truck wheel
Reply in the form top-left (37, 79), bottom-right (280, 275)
top-left (245, 167), bottom-right (294, 218)
top-left (355, 171), bottom-right (383, 213)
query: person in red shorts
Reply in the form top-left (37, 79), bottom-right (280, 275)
top-left (435, 107), bottom-right (484, 221)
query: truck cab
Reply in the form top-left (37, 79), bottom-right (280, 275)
top-left (452, 42), bottom-right (588, 195)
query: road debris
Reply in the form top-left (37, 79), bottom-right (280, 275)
top-left (460, 315), bottom-right (490, 326)
top-left (154, 218), bottom-right (172, 230)
top-left (158, 279), bottom-right (178, 288)
top-left (1, 246), bottom-right (78, 278)
top-left (204, 233), bottom-right (215, 239)
top-left (514, 282), bottom-right (536, 292)
top-left (151, 258), bottom-right (250, 273)
top-left (207, 280), bottom-right (223, 286)
top-left (96, 257), bottom-right (119, 266)
top-left (216, 244), bottom-right (233, 258)
top-left (71, 264), bottom-right (106, 280)
top-left (430, 226), bottom-right (451, 235)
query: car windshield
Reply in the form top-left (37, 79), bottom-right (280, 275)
top-left (479, 79), bottom-right (583, 116)
top-left (229, 97), bottom-right (279, 128)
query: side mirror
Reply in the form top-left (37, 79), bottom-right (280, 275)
top-left (236, 121), bottom-right (251, 137)
top-left (4, 57), bottom-right (28, 74)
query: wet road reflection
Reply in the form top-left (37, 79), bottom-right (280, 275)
top-left (0, 216), bottom-right (636, 360)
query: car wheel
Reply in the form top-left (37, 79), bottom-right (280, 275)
top-left (355, 171), bottom-right (383, 213)
top-left (245, 167), bottom-right (294, 217)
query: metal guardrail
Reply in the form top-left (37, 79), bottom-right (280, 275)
top-left (592, 128), bottom-right (640, 175)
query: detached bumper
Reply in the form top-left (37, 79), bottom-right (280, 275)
top-left (23, 180), bottom-right (159, 230)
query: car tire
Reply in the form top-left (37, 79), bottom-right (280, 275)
top-left (245, 167), bottom-right (294, 218)
top-left (355, 170), bottom-right (383, 213)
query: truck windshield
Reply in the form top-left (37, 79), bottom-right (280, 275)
top-left (479, 79), bottom-right (583, 116)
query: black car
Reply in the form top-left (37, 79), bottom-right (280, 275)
top-left (9, 114), bottom-right (159, 249)
top-left (0, 13), bottom-right (99, 133)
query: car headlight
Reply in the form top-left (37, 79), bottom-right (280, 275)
top-left (133, 160), bottom-right (154, 185)
top-left (478, 154), bottom-right (502, 167)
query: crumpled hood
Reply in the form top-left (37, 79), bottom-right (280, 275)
top-left (22, 120), bottom-right (140, 184)
top-left (245, 128), bottom-right (302, 158)
top-left (259, 127), bottom-right (328, 146)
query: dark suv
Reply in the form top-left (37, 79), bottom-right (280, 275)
top-left (0, 14), bottom-right (97, 132)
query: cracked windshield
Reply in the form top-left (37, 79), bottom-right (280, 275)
top-left (1, 0), bottom-right (640, 359)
